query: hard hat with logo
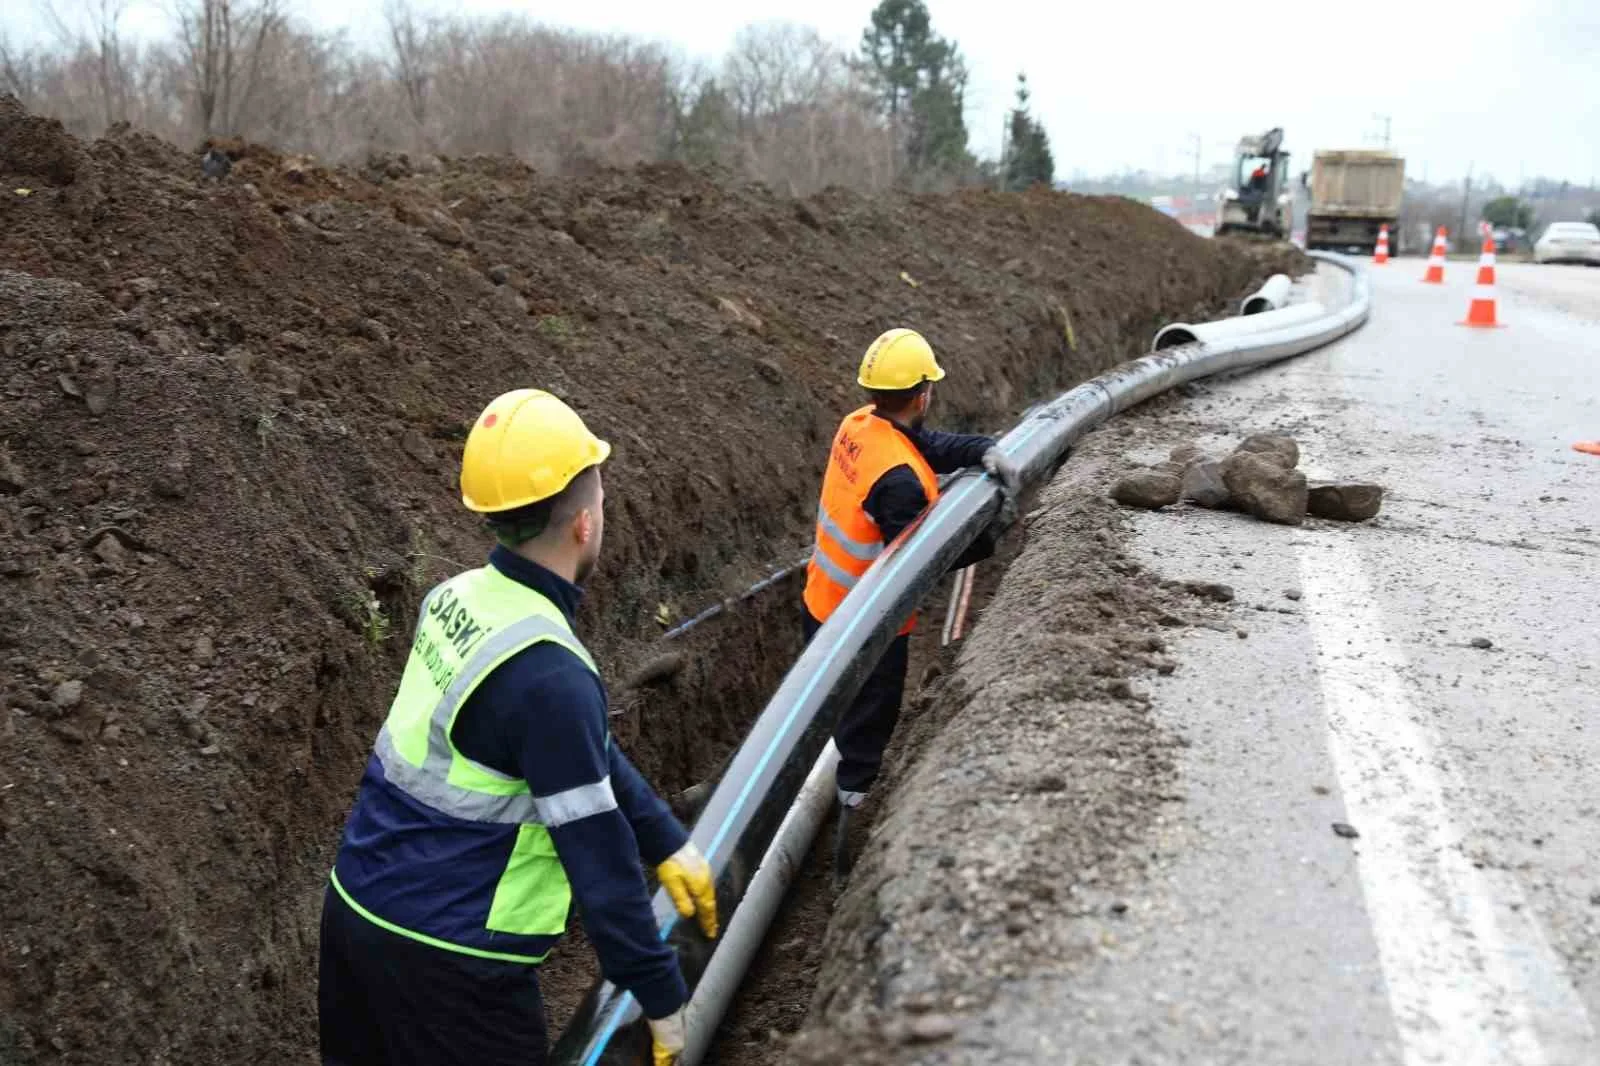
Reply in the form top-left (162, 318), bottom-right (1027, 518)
top-left (460, 389), bottom-right (611, 514)
top-left (857, 328), bottom-right (947, 391)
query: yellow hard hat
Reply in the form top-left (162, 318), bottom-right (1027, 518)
top-left (460, 389), bottom-right (611, 514)
top-left (857, 328), bottom-right (947, 390)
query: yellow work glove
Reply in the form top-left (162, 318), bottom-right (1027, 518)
top-left (648, 1008), bottom-right (686, 1066)
top-left (657, 841), bottom-right (718, 939)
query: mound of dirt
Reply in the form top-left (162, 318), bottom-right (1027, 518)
top-left (0, 93), bottom-right (1300, 1064)
top-left (785, 448), bottom-right (1210, 1066)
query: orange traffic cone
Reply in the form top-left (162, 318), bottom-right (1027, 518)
top-left (1459, 234), bottom-right (1504, 328)
top-left (1373, 225), bottom-right (1391, 264)
top-left (1421, 227), bottom-right (1447, 283)
top-left (1574, 442), bottom-right (1600, 456)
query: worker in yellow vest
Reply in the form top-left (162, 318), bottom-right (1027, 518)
top-left (320, 389), bottom-right (716, 1066)
top-left (803, 329), bottom-right (1020, 878)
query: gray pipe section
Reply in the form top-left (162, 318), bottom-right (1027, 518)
top-left (552, 253), bottom-right (1369, 1065)
top-left (1241, 273), bottom-right (1292, 314)
top-left (681, 742), bottom-right (841, 1066)
top-left (1152, 299), bottom-right (1327, 351)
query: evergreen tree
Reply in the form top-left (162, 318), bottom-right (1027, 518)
top-left (674, 79), bottom-right (734, 168)
top-left (1003, 72), bottom-right (1054, 191)
top-left (859, 0), bottom-right (972, 181)
top-left (860, 0), bottom-right (930, 121)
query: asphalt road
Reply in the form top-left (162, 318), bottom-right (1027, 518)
top-left (793, 258), bottom-right (1600, 1066)
top-left (1053, 259), bottom-right (1600, 1064)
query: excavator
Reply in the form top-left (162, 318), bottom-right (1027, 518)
top-left (1215, 127), bottom-right (1291, 239)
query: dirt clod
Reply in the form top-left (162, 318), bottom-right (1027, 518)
top-left (0, 450), bottom-right (26, 494)
top-left (1111, 469), bottom-right (1182, 510)
top-left (52, 679), bottom-right (84, 710)
top-left (400, 428), bottom-right (436, 466)
top-left (91, 534), bottom-right (128, 567)
top-left (1307, 481), bottom-right (1385, 522)
top-left (1180, 458), bottom-right (1230, 509)
top-left (1222, 452), bottom-right (1308, 525)
top-left (1234, 433), bottom-right (1300, 469)
top-left (1168, 443), bottom-right (1206, 467)
top-left (1183, 581), bottom-right (1235, 603)
top-left (1332, 822), bottom-right (1360, 839)
top-left (901, 1014), bottom-right (959, 1044)
top-left (192, 635), bottom-right (216, 665)
top-left (624, 651), bottom-right (685, 689)
top-left (1470, 636), bottom-right (1494, 650)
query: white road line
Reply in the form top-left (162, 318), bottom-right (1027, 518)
top-left (1297, 531), bottom-right (1597, 1066)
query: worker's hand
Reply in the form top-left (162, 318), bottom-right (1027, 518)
top-left (657, 842), bottom-right (718, 939)
top-left (648, 1008), bottom-right (686, 1066)
top-left (981, 447), bottom-right (1021, 500)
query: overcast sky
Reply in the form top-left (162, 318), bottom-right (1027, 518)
top-left (5, 0), bottom-right (1597, 185)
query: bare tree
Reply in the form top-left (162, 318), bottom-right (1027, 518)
top-left (719, 21), bottom-right (896, 194)
top-left (382, 0), bottom-right (428, 128)
top-left (172, 0), bottom-right (287, 137)
top-left (34, 0), bottom-right (132, 126)
top-left (1, 36), bottom-right (41, 106)
top-left (723, 22), bottom-right (834, 128)
top-left (8, 6), bottom-right (898, 191)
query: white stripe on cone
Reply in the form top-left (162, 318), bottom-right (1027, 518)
top-left (1472, 284), bottom-right (1497, 301)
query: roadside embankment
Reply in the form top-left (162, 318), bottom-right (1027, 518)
top-left (0, 91), bottom-right (1298, 1065)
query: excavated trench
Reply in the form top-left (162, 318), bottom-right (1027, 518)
top-left (697, 558), bottom-right (1015, 1065)
top-left (0, 94), bottom-right (1305, 1066)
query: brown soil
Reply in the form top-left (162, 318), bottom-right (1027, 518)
top-left (0, 93), bottom-right (1300, 1066)
top-left (704, 540), bottom-right (1019, 1065)
top-left (782, 421), bottom-right (1233, 1065)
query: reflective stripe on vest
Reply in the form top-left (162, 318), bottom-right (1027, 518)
top-left (803, 407), bottom-right (939, 629)
top-left (374, 609), bottom-right (561, 823)
top-left (343, 565), bottom-right (606, 954)
top-left (816, 503), bottom-right (883, 562)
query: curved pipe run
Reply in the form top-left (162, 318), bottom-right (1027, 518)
top-left (1153, 299), bottom-right (1326, 350)
top-left (551, 254), bottom-right (1370, 1066)
top-left (1242, 273), bottom-right (1292, 315)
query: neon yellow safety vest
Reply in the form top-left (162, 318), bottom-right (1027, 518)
top-left (330, 563), bottom-right (600, 962)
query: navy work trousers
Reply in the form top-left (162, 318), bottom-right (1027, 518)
top-left (318, 884), bottom-right (548, 1066)
top-left (803, 611), bottom-right (911, 795)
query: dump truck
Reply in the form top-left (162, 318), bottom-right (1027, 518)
top-left (1303, 150), bottom-right (1406, 254)
top-left (1216, 128), bottom-right (1292, 239)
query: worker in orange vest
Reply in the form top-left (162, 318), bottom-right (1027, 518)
top-left (803, 328), bottom-right (1020, 880)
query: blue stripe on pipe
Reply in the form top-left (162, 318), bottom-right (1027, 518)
top-left (580, 260), bottom-right (1369, 1057)
top-left (578, 442), bottom-right (1033, 1066)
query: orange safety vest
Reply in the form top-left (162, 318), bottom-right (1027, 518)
top-left (803, 406), bottom-right (940, 634)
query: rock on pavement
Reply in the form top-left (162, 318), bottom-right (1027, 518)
top-left (1112, 470), bottom-right (1182, 510)
top-left (1222, 452), bottom-right (1308, 525)
top-left (1234, 433), bottom-right (1300, 469)
top-left (1307, 482), bottom-right (1384, 522)
top-left (1181, 459), bottom-right (1231, 508)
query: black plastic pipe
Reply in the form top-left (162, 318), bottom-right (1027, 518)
top-left (551, 254), bottom-right (1369, 1066)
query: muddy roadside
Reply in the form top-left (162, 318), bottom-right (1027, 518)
top-left (780, 405), bottom-right (1242, 1065)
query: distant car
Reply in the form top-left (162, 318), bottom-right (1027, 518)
top-left (1533, 222), bottom-right (1600, 265)
top-left (1489, 227), bottom-right (1527, 253)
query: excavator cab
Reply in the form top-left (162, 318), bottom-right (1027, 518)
top-left (1216, 127), bottom-right (1291, 238)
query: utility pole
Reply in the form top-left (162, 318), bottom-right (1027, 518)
top-left (997, 113), bottom-right (1009, 191)
top-left (1371, 113), bottom-right (1392, 149)
top-left (1188, 132), bottom-right (1202, 194)
top-left (1459, 161), bottom-right (1474, 242)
